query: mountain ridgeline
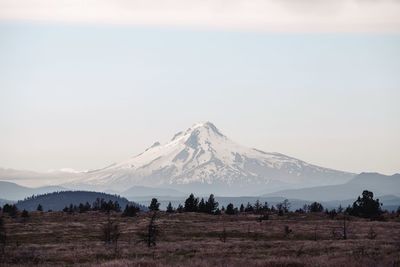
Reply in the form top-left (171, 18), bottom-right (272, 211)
top-left (265, 173), bottom-right (400, 201)
top-left (16, 191), bottom-right (145, 212)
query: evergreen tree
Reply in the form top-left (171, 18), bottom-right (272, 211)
top-left (198, 198), bottom-right (207, 213)
top-left (262, 202), bottom-right (270, 212)
top-left (149, 198), bottom-right (160, 211)
top-left (239, 204), bottom-right (245, 213)
top-left (122, 204), bottom-right (140, 217)
top-left (245, 202), bottom-right (254, 212)
top-left (184, 193), bottom-right (199, 212)
top-left (166, 202), bottom-right (174, 213)
top-left (348, 190), bottom-right (382, 219)
top-left (308, 202), bottom-right (324, 212)
top-left (36, 204), bottom-right (43, 212)
top-left (225, 203), bottom-right (236, 215)
top-left (282, 199), bottom-right (291, 213)
top-left (2, 204), bottom-right (18, 218)
top-left (254, 200), bottom-right (262, 214)
top-left (205, 194), bottom-right (218, 214)
top-left (21, 209), bottom-right (29, 219)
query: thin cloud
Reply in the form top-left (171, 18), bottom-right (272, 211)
top-left (0, 0), bottom-right (399, 32)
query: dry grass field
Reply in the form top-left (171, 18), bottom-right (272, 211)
top-left (1, 211), bottom-right (400, 267)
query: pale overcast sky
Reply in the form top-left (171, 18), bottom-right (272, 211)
top-left (0, 1), bottom-right (399, 174)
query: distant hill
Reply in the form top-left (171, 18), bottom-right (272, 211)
top-left (16, 191), bottom-right (145, 211)
top-left (0, 181), bottom-right (66, 201)
top-left (122, 186), bottom-right (186, 197)
top-left (0, 198), bottom-right (14, 207)
top-left (0, 167), bottom-right (79, 188)
top-left (264, 173), bottom-right (400, 201)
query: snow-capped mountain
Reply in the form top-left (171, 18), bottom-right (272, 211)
top-left (70, 122), bottom-right (355, 195)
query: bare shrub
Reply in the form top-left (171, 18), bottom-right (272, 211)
top-left (102, 214), bottom-right (121, 254)
top-left (284, 225), bottom-right (292, 237)
top-left (219, 227), bottom-right (227, 243)
top-left (0, 216), bottom-right (5, 258)
top-left (367, 226), bottom-right (377, 240)
top-left (138, 212), bottom-right (158, 247)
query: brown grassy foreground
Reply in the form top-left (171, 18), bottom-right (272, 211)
top-left (1, 212), bottom-right (400, 267)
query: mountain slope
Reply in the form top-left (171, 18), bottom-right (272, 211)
top-left (265, 173), bottom-right (400, 201)
top-left (70, 122), bottom-right (354, 195)
top-left (0, 181), bottom-right (66, 201)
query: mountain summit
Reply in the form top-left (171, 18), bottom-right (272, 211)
top-left (72, 122), bottom-right (354, 195)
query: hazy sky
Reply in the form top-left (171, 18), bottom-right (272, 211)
top-left (0, 1), bottom-right (399, 175)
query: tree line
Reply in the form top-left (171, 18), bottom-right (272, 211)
top-left (1, 190), bottom-right (398, 220)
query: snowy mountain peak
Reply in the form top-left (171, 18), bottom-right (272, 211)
top-left (73, 122), bottom-right (355, 195)
top-left (170, 121), bottom-right (224, 143)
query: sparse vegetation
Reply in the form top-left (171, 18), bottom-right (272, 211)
top-left (0, 216), bottom-right (6, 258)
top-left (0, 190), bottom-right (399, 266)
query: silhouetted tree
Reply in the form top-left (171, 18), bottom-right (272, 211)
top-left (245, 202), bottom-right (254, 212)
top-left (166, 202), bottom-right (174, 213)
top-left (2, 204), bottom-right (18, 218)
top-left (225, 203), bottom-right (237, 215)
top-left (262, 202), bottom-right (270, 212)
top-left (122, 204), bottom-right (140, 217)
top-left (21, 210), bottom-right (29, 220)
top-left (149, 198), bottom-right (160, 211)
top-left (205, 194), bottom-right (218, 214)
top-left (282, 199), bottom-right (290, 212)
top-left (308, 202), bottom-right (324, 212)
top-left (239, 204), bottom-right (245, 213)
top-left (78, 202), bottom-right (91, 213)
top-left (36, 204), bottom-right (43, 212)
top-left (138, 212), bottom-right (158, 247)
top-left (184, 194), bottom-right (198, 212)
top-left (348, 190), bottom-right (382, 219)
top-left (92, 198), bottom-right (121, 212)
top-left (254, 200), bottom-right (262, 214)
top-left (327, 209), bottom-right (337, 219)
top-left (198, 198), bottom-right (207, 213)
top-left (277, 199), bottom-right (290, 215)
top-left (276, 203), bottom-right (284, 216)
